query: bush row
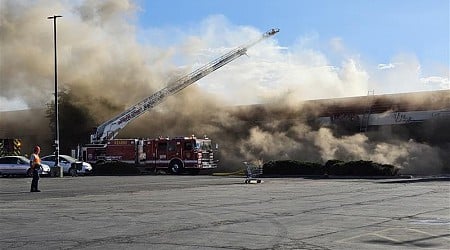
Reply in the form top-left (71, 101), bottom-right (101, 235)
top-left (263, 160), bottom-right (400, 176)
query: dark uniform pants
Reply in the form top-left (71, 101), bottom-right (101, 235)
top-left (31, 169), bottom-right (40, 191)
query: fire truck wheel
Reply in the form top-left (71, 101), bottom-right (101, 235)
top-left (168, 160), bottom-right (183, 175)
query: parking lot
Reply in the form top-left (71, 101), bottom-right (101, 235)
top-left (0, 175), bottom-right (449, 249)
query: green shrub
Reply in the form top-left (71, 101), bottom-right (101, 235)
top-left (263, 160), bottom-right (323, 175)
top-left (326, 160), bottom-right (399, 176)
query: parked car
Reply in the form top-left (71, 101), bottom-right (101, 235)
top-left (41, 155), bottom-right (93, 176)
top-left (0, 156), bottom-right (51, 177)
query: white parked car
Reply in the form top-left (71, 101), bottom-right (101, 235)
top-left (41, 155), bottom-right (93, 176)
top-left (0, 156), bottom-right (51, 177)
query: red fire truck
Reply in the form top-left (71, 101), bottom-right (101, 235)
top-left (82, 136), bottom-right (217, 174)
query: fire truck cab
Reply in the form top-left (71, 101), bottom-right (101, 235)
top-left (143, 136), bottom-right (216, 174)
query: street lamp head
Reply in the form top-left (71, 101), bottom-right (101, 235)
top-left (47, 15), bottom-right (62, 19)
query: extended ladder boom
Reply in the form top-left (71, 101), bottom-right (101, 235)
top-left (91, 28), bottom-right (279, 143)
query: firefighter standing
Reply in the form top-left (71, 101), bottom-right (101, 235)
top-left (30, 146), bottom-right (41, 192)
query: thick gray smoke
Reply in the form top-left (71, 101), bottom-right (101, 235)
top-left (1, 0), bottom-right (448, 174)
top-left (1, 0), bottom-right (169, 120)
top-left (121, 94), bottom-right (450, 175)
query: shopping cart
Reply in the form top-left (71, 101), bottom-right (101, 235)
top-left (242, 161), bottom-right (264, 184)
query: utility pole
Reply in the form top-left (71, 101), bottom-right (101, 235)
top-left (48, 15), bottom-right (63, 177)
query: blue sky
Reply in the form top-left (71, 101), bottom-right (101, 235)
top-left (136, 0), bottom-right (449, 74)
top-left (128, 0), bottom-right (449, 104)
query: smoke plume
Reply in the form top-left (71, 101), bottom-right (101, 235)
top-left (1, 0), bottom-right (448, 174)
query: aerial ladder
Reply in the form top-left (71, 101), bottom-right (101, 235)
top-left (90, 28), bottom-right (280, 144)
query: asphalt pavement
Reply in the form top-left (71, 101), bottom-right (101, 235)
top-left (0, 175), bottom-right (449, 249)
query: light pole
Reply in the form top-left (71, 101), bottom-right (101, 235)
top-left (48, 15), bottom-right (62, 177)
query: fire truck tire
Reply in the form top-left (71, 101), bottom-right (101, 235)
top-left (168, 160), bottom-right (183, 175)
